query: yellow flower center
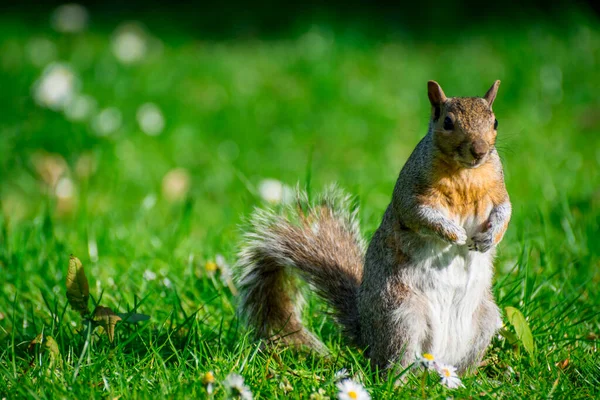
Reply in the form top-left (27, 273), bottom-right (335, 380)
top-left (423, 353), bottom-right (435, 361)
top-left (203, 371), bottom-right (215, 384)
top-left (443, 369), bottom-right (451, 377)
top-left (348, 390), bottom-right (358, 399)
top-left (205, 261), bottom-right (218, 273)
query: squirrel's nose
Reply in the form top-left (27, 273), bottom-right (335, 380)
top-left (470, 140), bottom-right (488, 160)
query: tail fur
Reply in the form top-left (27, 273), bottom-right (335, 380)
top-left (236, 185), bottom-right (365, 353)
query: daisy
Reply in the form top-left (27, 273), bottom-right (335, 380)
top-left (336, 379), bottom-right (371, 400)
top-left (223, 373), bottom-right (253, 400)
top-left (417, 353), bottom-right (436, 369)
top-left (205, 260), bottom-right (218, 276)
top-left (257, 179), bottom-right (294, 205)
top-left (202, 371), bottom-right (215, 395)
top-left (33, 63), bottom-right (78, 110)
top-left (51, 4), bottom-right (89, 33)
top-left (91, 107), bottom-right (122, 136)
top-left (435, 363), bottom-right (463, 389)
top-left (137, 103), bottom-right (165, 136)
top-left (112, 23), bottom-right (148, 65)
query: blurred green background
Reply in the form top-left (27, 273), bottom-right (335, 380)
top-left (0, 1), bottom-right (599, 397)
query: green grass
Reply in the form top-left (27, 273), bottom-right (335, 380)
top-left (1, 8), bottom-right (599, 399)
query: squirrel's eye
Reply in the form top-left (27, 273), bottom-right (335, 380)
top-left (494, 119), bottom-right (498, 130)
top-left (443, 116), bottom-right (454, 131)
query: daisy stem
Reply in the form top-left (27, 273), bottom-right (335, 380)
top-left (421, 369), bottom-right (427, 399)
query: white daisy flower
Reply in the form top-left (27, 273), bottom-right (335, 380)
top-left (202, 371), bottom-right (215, 395)
top-left (111, 23), bottom-right (147, 65)
top-left (136, 103), bottom-right (165, 136)
top-left (33, 63), bottom-right (78, 110)
top-left (55, 177), bottom-right (75, 200)
top-left (216, 254), bottom-right (238, 295)
top-left (435, 363), bottom-right (463, 389)
top-left (333, 368), bottom-right (349, 381)
top-left (223, 373), bottom-right (253, 400)
top-left (141, 194), bottom-right (157, 210)
top-left (51, 4), bottom-right (89, 33)
top-left (336, 379), bottom-right (370, 400)
top-left (417, 352), bottom-right (436, 369)
top-left (64, 94), bottom-right (96, 121)
top-left (91, 107), bottom-right (122, 136)
top-left (258, 179), bottom-right (294, 205)
top-left (162, 277), bottom-right (172, 289)
top-left (143, 269), bottom-right (157, 281)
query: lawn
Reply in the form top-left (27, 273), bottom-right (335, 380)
top-left (0, 4), bottom-right (599, 399)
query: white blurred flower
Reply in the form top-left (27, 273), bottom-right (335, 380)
top-left (223, 373), bottom-right (253, 400)
top-left (55, 177), bottom-right (75, 199)
top-left (162, 277), bottom-right (172, 289)
top-left (112, 24), bottom-right (147, 64)
top-left (436, 363), bottom-right (463, 389)
top-left (216, 254), bottom-right (233, 284)
top-left (64, 94), bottom-right (96, 121)
top-left (88, 234), bottom-right (98, 262)
top-left (417, 353), bottom-right (436, 369)
top-left (51, 4), bottom-right (89, 33)
top-left (136, 103), bottom-right (165, 136)
top-left (25, 37), bottom-right (57, 67)
top-left (258, 179), bottom-right (294, 205)
top-left (141, 194), bottom-right (157, 210)
top-left (336, 379), bottom-right (370, 400)
top-left (215, 254), bottom-right (228, 270)
top-left (92, 107), bottom-right (122, 136)
top-left (33, 63), bottom-right (78, 110)
top-left (202, 371), bottom-right (215, 395)
top-left (161, 168), bottom-right (190, 202)
top-left (143, 269), bottom-right (157, 281)
top-left (55, 177), bottom-right (77, 215)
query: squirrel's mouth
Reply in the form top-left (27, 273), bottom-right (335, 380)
top-left (459, 158), bottom-right (486, 169)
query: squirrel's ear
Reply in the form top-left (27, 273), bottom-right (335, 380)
top-left (484, 80), bottom-right (501, 107)
top-left (427, 81), bottom-right (447, 106)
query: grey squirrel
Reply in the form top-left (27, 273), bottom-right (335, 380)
top-left (235, 81), bottom-right (511, 373)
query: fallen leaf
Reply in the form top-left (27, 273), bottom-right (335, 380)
top-left (505, 306), bottom-right (536, 356)
top-left (29, 333), bottom-right (63, 372)
top-left (93, 306), bottom-right (122, 343)
top-left (556, 358), bottom-right (570, 369)
top-left (66, 255), bottom-right (90, 316)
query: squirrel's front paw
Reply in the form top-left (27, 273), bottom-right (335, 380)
top-left (446, 225), bottom-right (467, 246)
top-left (469, 230), bottom-right (494, 253)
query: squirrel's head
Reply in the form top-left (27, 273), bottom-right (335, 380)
top-left (427, 80), bottom-right (500, 169)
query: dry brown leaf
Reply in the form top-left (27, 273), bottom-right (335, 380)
top-left (556, 358), bottom-right (570, 370)
top-left (29, 333), bottom-right (63, 371)
top-left (93, 306), bottom-right (122, 343)
top-left (66, 255), bottom-right (90, 316)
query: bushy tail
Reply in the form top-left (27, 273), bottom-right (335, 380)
top-left (236, 186), bottom-right (365, 353)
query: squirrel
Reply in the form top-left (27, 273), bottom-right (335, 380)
top-left (235, 80), bottom-right (511, 374)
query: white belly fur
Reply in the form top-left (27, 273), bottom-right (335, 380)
top-left (412, 208), bottom-right (494, 365)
